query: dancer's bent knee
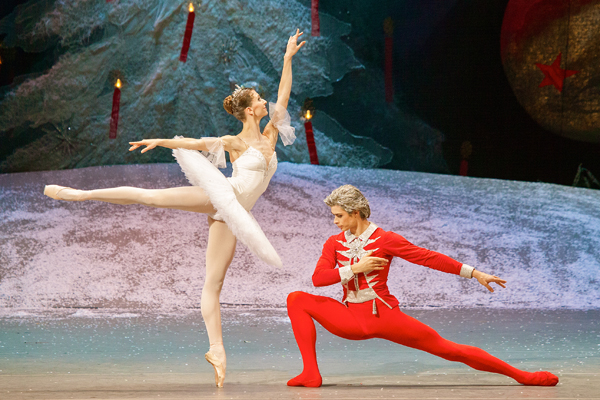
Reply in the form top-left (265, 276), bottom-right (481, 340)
top-left (287, 291), bottom-right (309, 308)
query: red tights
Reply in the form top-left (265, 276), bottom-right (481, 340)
top-left (286, 291), bottom-right (558, 387)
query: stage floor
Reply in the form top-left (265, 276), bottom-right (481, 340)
top-left (1, 308), bottom-right (598, 399)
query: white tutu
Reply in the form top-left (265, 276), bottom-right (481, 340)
top-left (172, 147), bottom-right (282, 268)
top-left (172, 103), bottom-right (296, 268)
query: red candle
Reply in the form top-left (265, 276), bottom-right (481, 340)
top-left (109, 79), bottom-right (121, 139)
top-left (304, 111), bottom-right (319, 165)
top-left (180, 3), bottom-right (196, 63)
top-left (459, 160), bottom-right (469, 176)
top-left (311, 0), bottom-right (320, 37)
top-left (384, 18), bottom-right (394, 103)
top-left (459, 141), bottom-right (472, 176)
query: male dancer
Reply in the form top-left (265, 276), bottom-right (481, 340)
top-left (287, 185), bottom-right (558, 388)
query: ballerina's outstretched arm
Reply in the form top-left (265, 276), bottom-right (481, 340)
top-left (129, 136), bottom-right (244, 156)
top-left (264, 29), bottom-right (305, 146)
top-left (129, 137), bottom-right (209, 153)
top-left (275, 28), bottom-right (305, 110)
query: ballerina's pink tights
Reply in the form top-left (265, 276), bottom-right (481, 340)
top-left (286, 291), bottom-right (558, 387)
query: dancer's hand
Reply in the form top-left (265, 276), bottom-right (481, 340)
top-left (129, 139), bottom-right (160, 153)
top-left (284, 29), bottom-right (306, 59)
top-left (352, 251), bottom-right (388, 274)
top-left (473, 270), bottom-right (507, 292)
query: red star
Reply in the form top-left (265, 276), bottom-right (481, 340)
top-left (535, 53), bottom-right (578, 92)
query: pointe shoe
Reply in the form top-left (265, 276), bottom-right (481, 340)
top-left (520, 371), bottom-right (559, 386)
top-left (43, 185), bottom-right (84, 201)
top-left (205, 351), bottom-right (226, 388)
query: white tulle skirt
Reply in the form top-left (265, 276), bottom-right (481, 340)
top-left (172, 148), bottom-right (282, 268)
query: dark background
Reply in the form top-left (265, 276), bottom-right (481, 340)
top-left (2, 0), bottom-right (599, 186)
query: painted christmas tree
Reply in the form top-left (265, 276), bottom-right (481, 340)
top-left (0, 0), bottom-right (393, 172)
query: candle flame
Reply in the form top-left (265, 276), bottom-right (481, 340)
top-left (115, 79), bottom-right (122, 89)
top-left (189, 3), bottom-right (194, 12)
top-left (305, 110), bottom-right (312, 120)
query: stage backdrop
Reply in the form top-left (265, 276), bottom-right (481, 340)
top-left (1, 163), bottom-right (598, 310)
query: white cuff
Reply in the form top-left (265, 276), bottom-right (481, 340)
top-left (339, 266), bottom-right (354, 284)
top-left (460, 264), bottom-right (475, 279)
top-left (269, 102), bottom-right (296, 145)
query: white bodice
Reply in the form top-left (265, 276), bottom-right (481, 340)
top-left (170, 102), bottom-right (293, 267)
top-left (228, 146), bottom-right (277, 211)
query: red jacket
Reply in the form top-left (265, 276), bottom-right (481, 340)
top-left (312, 224), bottom-right (463, 308)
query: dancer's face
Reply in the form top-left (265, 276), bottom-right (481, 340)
top-left (330, 206), bottom-right (361, 232)
top-left (246, 91), bottom-right (268, 120)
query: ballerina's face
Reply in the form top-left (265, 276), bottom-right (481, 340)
top-left (247, 91), bottom-right (268, 120)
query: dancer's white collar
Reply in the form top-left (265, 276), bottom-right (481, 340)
top-left (344, 223), bottom-right (378, 243)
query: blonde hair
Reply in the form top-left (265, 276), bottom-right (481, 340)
top-left (324, 185), bottom-right (371, 219)
top-left (223, 86), bottom-right (256, 121)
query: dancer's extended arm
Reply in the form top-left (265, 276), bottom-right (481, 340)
top-left (129, 136), bottom-right (245, 154)
top-left (129, 137), bottom-right (210, 153)
top-left (276, 29), bottom-right (305, 110)
top-left (385, 232), bottom-right (507, 292)
top-left (264, 29), bottom-right (305, 146)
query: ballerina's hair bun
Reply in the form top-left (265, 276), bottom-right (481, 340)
top-left (223, 86), bottom-right (256, 121)
top-left (223, 95), bottom-right (234, 115)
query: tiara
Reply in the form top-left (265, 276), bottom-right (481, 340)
top-left (231, 84), bottom-right (247, 100)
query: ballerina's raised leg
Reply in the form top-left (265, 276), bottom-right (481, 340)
top-left (43, 185), bottom-right (217, 214)
top-left (44, 184), bottom-right (232, 386)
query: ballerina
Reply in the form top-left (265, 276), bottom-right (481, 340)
top-left (44, 29), bottom-right (306, 388)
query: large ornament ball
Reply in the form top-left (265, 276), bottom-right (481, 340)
top-left (501, 0), bottom-right (600, 143)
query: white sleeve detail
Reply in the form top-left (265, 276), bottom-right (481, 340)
top-left (201, 137), bottom-right (226, 169)
top-left (269, 102), bottom-right (296, 146)
top-left (339, 265), bottom-right (354, 284)
top-left (460, 264), bottom-right (475, 279)
top-left (173, 135), bottom-right (226, 169)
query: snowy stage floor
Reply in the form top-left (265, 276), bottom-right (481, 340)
top-left (1, 308), bottom-right (599, 399)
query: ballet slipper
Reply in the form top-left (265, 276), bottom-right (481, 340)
top-left (287, 372), bottom-right (322, 388)
top-left (43, 185), bottom-right (85, 201)
top-left (518, 371), bottom-right (559, 386)
top-left (205, 351), bottom-right (226, 388)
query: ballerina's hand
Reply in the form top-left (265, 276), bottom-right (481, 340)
top-left (473, 270), bottom-right (507, 293)
top-left (285, 28), bottom-right (306, 58)
top-left (129, 139), bottom-right (159, 153)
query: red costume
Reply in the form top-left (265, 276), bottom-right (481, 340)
top-left (287, 223), bottom-right (558, 387)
